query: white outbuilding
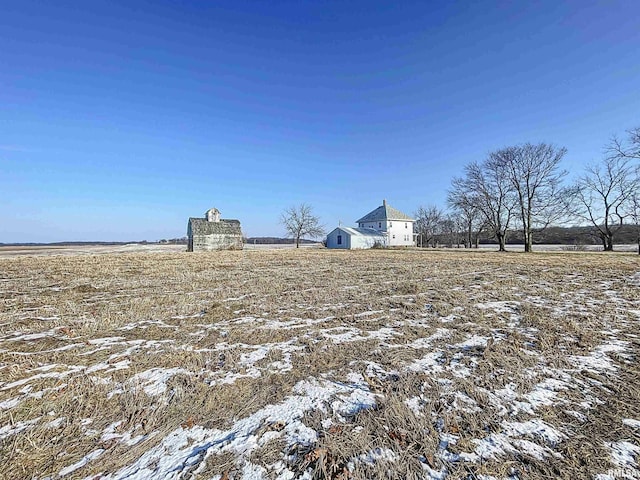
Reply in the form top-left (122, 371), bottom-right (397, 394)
top-left (325, 227), bottom-right (386, 250)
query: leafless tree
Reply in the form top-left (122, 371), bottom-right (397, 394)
top-left (463, 158), bottom-right (517, 251)
top-left (630, 189), bottom-right (640, 255)
top-left (438, 213), bottom-right (464, 248)
top-left (447, 177), bottom-right (485, 248)
top-left (573, 157), bottom-right (638, 251)
top-left (280, 203), bottom-right (324, 248)
top-left (607, 126), bottom-right (640, 161)
top-left (414, 205), bottom-right (444, 247)
top-left (492, 143), bottom-right (568, 252)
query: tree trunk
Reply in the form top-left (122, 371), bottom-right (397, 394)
top-left (605, 236), bottom-right (613, 251)
top-left (497, 232), bottom-right (506, 252)
top-left (523, 208), bottom-right (533, 252)
top-left (522, 227), bottom-right (529, 252)
top-left (524, 231), bottom-right (532, 253)
top-left (296, 237), bottom-right (300, 248)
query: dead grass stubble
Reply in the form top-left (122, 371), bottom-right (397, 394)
top-left (0, 249), bottom-right (639, 479)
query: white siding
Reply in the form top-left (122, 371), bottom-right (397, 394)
top-left (326, 228), bottom-right (349, 249)
top-left (359, 221), bottom-right (385, 231)
top-left (356, 220), bottom-right (414, 247)
top-left (351, 234), bottom-right (382, 249)
top-left (326, 228), bottom-right (385, 250)
top-left (387, 221), bottom-right (414, 246)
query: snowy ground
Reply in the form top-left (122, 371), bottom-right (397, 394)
top-left (0, 249), bottom-right (638, 479)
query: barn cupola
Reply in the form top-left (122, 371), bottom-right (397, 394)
top-left (205, 208), bottom-right (221, 222)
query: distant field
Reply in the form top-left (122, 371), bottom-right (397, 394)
top-left (0, 243), bottom-right (321, 257)
top-left (0, 242), bottom-right (637, 258)
top-left (1, 249), bottom-right (639, 479)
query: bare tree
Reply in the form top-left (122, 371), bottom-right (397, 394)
top-left (573, 157), bottom-right (638, 251)
top-left (630, 189), bottom-right (640, 255)
top-left (280, 204), bottom-right (324, 248)
top-left (607, 126), bottom-right (640, 161)
top-left (414, 205), bottom-right (443, 247)
top-left (463, 158), bottom-right (517, 251)
top-left (447, 177), bottom-right (484, 248)
top-left (438, 213), bottom-right (464, 248)
top-left (493, 143), bottom-right (568, 252)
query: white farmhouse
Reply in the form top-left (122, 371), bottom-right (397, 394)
top-left (326, 200), bottom-right (415, 249)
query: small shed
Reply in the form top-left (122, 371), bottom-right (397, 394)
top-left (326, 227), bottom-right (386, 250)
top-left (187, 208), bottom-right (244, 251)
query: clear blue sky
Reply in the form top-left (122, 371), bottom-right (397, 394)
top-left (1, 0), bottom-right (639, 242)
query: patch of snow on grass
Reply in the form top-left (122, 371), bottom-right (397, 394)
top-left (101, 377), bottom-right (378, 480)
top-left (569, 341), bottom-right (628, 374)
top-left (408, 328), bottom-right (451, 349)
top-left (353, 310), bottom-right (385, 318)
top-left (5, 329), bottom-right (59, 341)
top-left (607, 441), bottom-right (640, 467)
top-left (1, 365), bottom-right (84, 391)
top-left (0, 417), bottom-right (41, 441)
top-left (133, 367), bottom-right (189, 396)
top-left (0, 396), bottom-right (21, 409)
top-left (405, 396), bottom-right (423, 416)
top-left (349, 447), bottom-right (397, 469)
top-left (321, 327), bottom-right (363, 343)
top-left (474, 301), bottom-right (520, 314)
top-left (623, 419), bottom-right (640, 429)
top-left (58, 448), bottom-right (104, 477)
top-left (455, 335), bottom-right (489, 350)
top-left (109, 367), bottom-right (188, 398)
top-left (502, 418), bottom-right (565, 444)
top-left (407, 351), bottom-right (445, 375)
top-left (45, 416), bottom-right (66, 429)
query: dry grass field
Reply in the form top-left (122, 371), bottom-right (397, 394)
top-left (1, 248), bottom-right (639, 480)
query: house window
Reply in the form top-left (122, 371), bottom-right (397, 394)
top-left (390, 222), bottom-right (392, 227)
top-left (337, 235), bottom-right (342, 245)
top-left (378, 222), bottom-right (381, 228)
top-left (405, 223), bottom-right (408, 229)
top-left (392, 234), bottom-right (396, 239)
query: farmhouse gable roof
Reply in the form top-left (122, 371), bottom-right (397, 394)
top-left (356, 200), bottom-right (414, 223)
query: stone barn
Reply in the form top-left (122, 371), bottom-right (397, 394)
top-left (187, 208), bottom-right (244, 251)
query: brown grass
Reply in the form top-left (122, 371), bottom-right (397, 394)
top-left (1, 248), bottom-right (639, 479)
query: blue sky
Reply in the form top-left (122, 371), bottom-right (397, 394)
top-left (1, 0), bottom-right (639, 242)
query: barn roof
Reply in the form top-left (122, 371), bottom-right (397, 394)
top-left (356, 200), bottom-right (414, 223)
top-left (188, 218), bottom-right (242, 236)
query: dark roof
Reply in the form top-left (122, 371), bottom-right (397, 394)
top-left (188, 218), bottom-right (242, 236)
top-left (356, 201), bottom-right (414, 223)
